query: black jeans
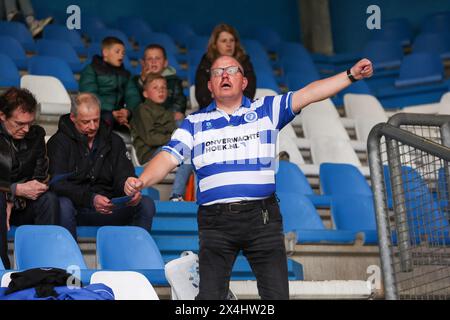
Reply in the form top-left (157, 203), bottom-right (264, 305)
top-left (0, 191), bottom-right (60, 269)
top-left (196, 195), bottom-right (289, 300)
top-left (58, 196), bottom-right (155, 239)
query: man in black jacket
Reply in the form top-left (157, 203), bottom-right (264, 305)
top-left (47, 93), bottom-right (154, 239)
top-left (0, 88), bottom-right (59, 269)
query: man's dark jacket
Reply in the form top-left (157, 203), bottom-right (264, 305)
top-left (47, 114), bottom-right (135, 208)
top-left (0, 123), bottom-right (48, 193)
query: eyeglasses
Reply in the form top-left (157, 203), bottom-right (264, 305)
top-left (210, 66), bottom-right (243, 77)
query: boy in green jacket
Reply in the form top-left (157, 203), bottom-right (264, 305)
top-left (130, 74), bottom-right (177, 165)
top-left (79, 37), bottom-right (141, 130)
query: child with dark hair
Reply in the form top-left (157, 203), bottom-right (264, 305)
top-left (79, 36), bottom-right (141, 130)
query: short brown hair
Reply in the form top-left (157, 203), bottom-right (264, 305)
top-left (206, 23), bottom-right (246, 63)
top-left (143, 74), bottom-right (167, 89)
top-left (101, 36), bottom-right (125, 50)
top-left (143, 44), bottom-right (167, 60)
top-left (0, 87), bottom-right (37, 118)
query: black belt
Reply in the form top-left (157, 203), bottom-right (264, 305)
top-left (204, 194), bottom-right (277, 214)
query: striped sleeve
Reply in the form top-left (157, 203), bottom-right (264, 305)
top-left (268, 92), bottom-right (299, 130)
top-left (162, 118), bottom-right (194, 165)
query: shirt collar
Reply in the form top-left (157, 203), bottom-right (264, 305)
top-left (205, 96), bottom-right (252, 112)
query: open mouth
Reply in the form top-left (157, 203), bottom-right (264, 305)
top-left (221, 83), bottom-right (231, 88)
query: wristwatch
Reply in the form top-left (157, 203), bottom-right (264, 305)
top-left (347, 69), bottom-right (358, 83)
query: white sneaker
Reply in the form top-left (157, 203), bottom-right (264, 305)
top-left (29, 17), bottom-right (53, 37)
top-left (169, 196), bottom-right (184, 202)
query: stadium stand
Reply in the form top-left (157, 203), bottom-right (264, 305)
top-left (3, 3), bottom-right (450, 300)
top-left (0, 35), bottom-right (28, 70)
top-left (0, 54), bottom-right (20, 87)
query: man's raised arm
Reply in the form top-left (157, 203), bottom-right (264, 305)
top-left (291, 58), bottom-right (373, 114)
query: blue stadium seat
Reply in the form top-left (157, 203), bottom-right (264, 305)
top-left (80, 15), bottom-right (106, 39)
top-left (370, 18), bottom-right (413, 46)
top-left (421, 11), bottom-right (450, 34)
top-left (28, 56), bottom-right (79, 91)
top-left (278, 192), bottom-right (357, 244)
top-left (412, 32), bottom-right (450, 60)
top-left (0, 53), bottom-right (20, 87)
top-left (276, 160), bottom-right (331, 207)
top-left (375, 53), bottom-right (448, 108)
top-left (330, 195), bottom-right (378, 244)
top-left (241, 39), bottom-right (271, 65)
top-left (14, 225), bottom-right (88, 270)
top-left (186, 35), bottom-right (209, 52)
top-left (165, 23), bottom-right (196, 47)
top-left (0, 35), bottom-right (28, 69)
top-left (256, 72), bottom-right (279, 92)
top-left (362, 40), bottom-right (403, 70)
top-left (395, 53), bottom-right (444, 88)
top-left (36, 39), bottom-right (86, 73)
top-left (320, 163), bottom-right (373, 196)
top-left (97, 226), bottom-right (167, 285)
top-left (284, 71), bottom-right (318, 91)
top-left (43, 24), bottom-right (87, 56)
top-left (136, 32), bottom-right (178, 56)
top-left (247, 26), bottom-right (282, 52)
top-left (116, 16), bottom-right (153, 41)
top-left (0, 21), bottom-right (35, 51)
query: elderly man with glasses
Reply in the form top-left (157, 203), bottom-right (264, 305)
top-left (125, 55), bottom-right (373, 300)
top-left (0, 87), bottom-right (59, 269)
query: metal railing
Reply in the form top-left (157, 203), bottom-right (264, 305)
top-left (368, 113), bottom-right (450, 300)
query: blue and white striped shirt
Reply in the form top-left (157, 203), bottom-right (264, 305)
top-left (162, 92), bottom-right (298, 205)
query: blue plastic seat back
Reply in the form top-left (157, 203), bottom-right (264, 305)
top-left (97, 226), bottom-right (165, 270)
top-left (0, 35), bottom-right (27, 69)
top-left (0, 53), bottom-right (20, 87)
top-left (395, 53), bottom-right (444, 87)
top-left (248, 26), bottom-right (282, 52)
top-left (165, 23), bottom-right (196, 47)
top-left (36, 39), bottom-right (81, 65)
top-left (362, 40), bottom-right (403, 70)
top-left (81, 15), bottom-right (106, 38)
top-left (331, 195), bottom-right (377, 231)
top-left (186, 35), bottom-right (209, 52)
top-left (0, 21), bottom-right (35, 51)
top-left (43, 24), bottom-right (85, 50)
top-left (136, 32), bottom-right (178, 56)
top-left (412, 32), bottom-right (450, 58)
top-left (116, 16), bottom-right (152, 40)
top-left (28, 55), bottom-right (78, 91)
top-left (15, 225), bottom-right (87, 270)
top-left (370, 18), bottom-right (412, 46)
top-left (284, 71), bottom-right (318, 91)
top-left (320, 163), bottom-right (373, 196)
top-left (241, 39), bottom-right (271, 65)
top-left (278, 192), bottom-right (326, 232)
top-left (256, 71), bottom-right (279, 92)
top-left (421, 12), bottom-right (450, 34)
top-left (276, 160), bottom-right (313, 195)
